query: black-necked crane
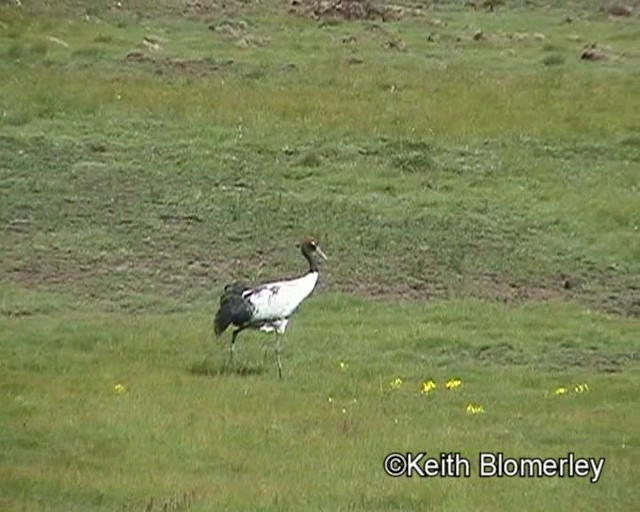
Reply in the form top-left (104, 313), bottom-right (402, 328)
top-left (213, 238), bottom-right (327, 378)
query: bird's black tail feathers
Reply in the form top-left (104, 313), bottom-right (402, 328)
top-left (214, 283), bottom-right (252, 337)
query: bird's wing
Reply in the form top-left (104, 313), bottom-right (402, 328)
top-left (245, 273), bottom-right (318, 322)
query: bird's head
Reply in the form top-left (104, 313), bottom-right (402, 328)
top-left (298, 237), bottom-right (328, 261)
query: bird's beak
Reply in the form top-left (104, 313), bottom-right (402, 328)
top-left (316, 246), bottom-right (328, 260)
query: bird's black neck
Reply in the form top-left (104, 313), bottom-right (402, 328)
top-left (302, 248), bottom-right (318, 273)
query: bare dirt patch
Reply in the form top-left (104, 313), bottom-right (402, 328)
top-left (467, 271), bottom-right (638, 317)
top-left (580, 43), bottom-right (619, 61)
top-left (290, 0), bottom-right (404, 22)
top-left (208, 20), bottom-right (271, 48)
top-left (604, 4), bottom-right (634, 17)
top-left (469, 340), bottom-right (635, 373)
top-left (465, 273), bottom-right (566, 303)
top-left (124, 51), bottom-right (233, 76)
top-left (3, 238), bottom-right (638, 317)
top-left (547, 343), bottom-right (637, 373)
top-left (328, 268), bottom-right (639, 318)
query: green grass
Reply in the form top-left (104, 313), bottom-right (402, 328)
top-left (1, 1), bottom-right (639, 510)
top-left (1, 298), bottom-right (638, 511)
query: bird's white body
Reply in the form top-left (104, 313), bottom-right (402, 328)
top-left (244, 271), bottom-right (319, 330)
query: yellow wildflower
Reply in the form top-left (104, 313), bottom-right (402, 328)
top-left (114, 383), bottom-right (126, 394)
top-left (555, 386), bottom-right (568, 396)
top-left (445, 378), bottom-right (462, 390)
top-left (389, 377), bottom-right (403, 389)
top-left (574, 383), bottom-right (589, 393)
top-left (421, 379), bottom-right (437, 394)
top-left (339, 361), bottom-right (348, 370)
top-left (466, 403), bottom-right (485, 414)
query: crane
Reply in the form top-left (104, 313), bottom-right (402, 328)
top-left (214, 238), bottom-right (327, 378)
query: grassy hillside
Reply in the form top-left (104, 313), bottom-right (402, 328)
top-left (1, 1), bottom-right (639, 510)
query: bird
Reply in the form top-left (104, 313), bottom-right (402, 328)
top-left (213, 237), bottom-right (327, 378)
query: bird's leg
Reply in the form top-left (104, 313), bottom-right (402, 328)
top-left (229, 329), bottom-right (240, 368)
top-left (262, 339), bottom-right (271, 366)
top-left (275, 331), bottom-right (283, 380)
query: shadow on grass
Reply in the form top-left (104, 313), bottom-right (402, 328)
top-left (188, 358), bottom-right (268, 377)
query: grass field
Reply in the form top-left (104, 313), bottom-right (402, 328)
top-left (1, 1), bottom-right (639, 510)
